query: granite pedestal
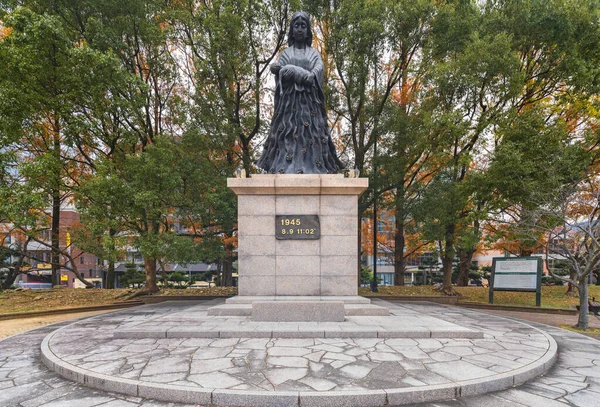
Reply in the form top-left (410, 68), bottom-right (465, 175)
top-left (208, 174), bottom-right (389, 320)
top-left (230, 174), bottom-right (366, 297)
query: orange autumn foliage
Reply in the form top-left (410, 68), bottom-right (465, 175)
top-left (0, 26), bottom-right (11, 40)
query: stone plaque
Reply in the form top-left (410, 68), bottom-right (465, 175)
top-left (275, 215), bottom-right (320, 240)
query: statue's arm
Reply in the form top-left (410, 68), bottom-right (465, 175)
top-left (271, 49), bottom-right (290, 76)
top-left (281, 65), bottom-right (311, 83)
top-left (283, 51), bottom-right (321, 87)
top-left (270, 62), bottom-right (282, 75)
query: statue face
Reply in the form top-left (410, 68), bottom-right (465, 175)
top-left (292, 19), bottom-right (308, 43)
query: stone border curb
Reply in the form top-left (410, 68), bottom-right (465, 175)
top-left (0, 301), bottom-right (144, 321)
top-left (457, 301), bottom-right (578, 315)
top-left (41, 318), bottom-right (558, 407)
top-left (113, 327), bottom-right (484, 340)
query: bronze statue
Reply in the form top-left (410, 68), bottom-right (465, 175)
top-left (257, 11), bottom-right (344, 174)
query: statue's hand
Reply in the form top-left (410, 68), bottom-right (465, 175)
top-left (270, 62), bottom-right (281, 75)
top-left (281, 66), bottom-right (294, 81)
top-left (303, 72), bottom-right (315, 86)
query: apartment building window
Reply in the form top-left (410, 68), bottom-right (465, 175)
top-left (80, 256), bottom-right (85, 265)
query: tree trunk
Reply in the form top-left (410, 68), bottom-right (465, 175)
top-left (241, 139), bottom-right (252, 176)
top-left (441, 254), bottom-right (454, 294)
top-left (144, 257), bottom-right (159, 293)
top-left (566, 270), bottom-right (578, 296)
top-left (577, 279), bottom-right (589, 330)
top-left (106, 261), bottom-right (115, 289)
top-left (3, 239), bottom-right (29, 289)
top-left (394, 214), bottom-right (405, 286)
top-left (51, 188), bottom-right (61, 287)
top-left (457, 249), bottom-right (474, 287)
top-left (357, 216), bottom-right (362, 287)
top-left (2, 269), bottom-right (20, 289)
top-left (222, 242), bottom-right (234, 287)
top-left (3, 264), bottom-right (24, 289)
top-left (439, 225), bottom-right (456, 295)
top-left (105, 228), bottom-right (116, 289)
top-left (50, 117), bottom-right (62, 288)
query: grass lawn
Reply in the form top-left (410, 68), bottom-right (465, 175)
top-left (0, 286), bottom-right (238, 314)
top-left (2, 284), bottom-right (600, 314)
top-left (558, 324), bottom-right (600, 335)
top-left (359, 285), bottom-right (600, 309)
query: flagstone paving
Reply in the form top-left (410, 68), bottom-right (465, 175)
top-left (1, 301), bottom-right (599, 406)
top-left (41, 300), bottom-right (554, 402)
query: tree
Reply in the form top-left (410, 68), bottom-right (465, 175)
top-left (0, 6), bottom-right (122, 288)
top-left (414, 0), bottom-right (600, 295)
top-left (41, 0), bottom-right (195, 293)
top-left (170, 0), bottom-right (292, 174)
top-left (78, 137), bottom-right (208, 294)
top-left (536, 174), bottom-right (600, 330)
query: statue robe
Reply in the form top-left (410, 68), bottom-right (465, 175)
top-left (257, 46), bottom-right (344, 174)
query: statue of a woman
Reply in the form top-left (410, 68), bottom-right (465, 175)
top-left (257, 11), bottom-right (344, 174)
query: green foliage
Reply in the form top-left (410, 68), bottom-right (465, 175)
top-left (542, 275), bottom-right (565, 286)
top-left (119, 263), bottom-right (145, 288)
top-left (360, 267), bottom-right (372, 285)
top-left (167, 271), bottom-right (188, 288)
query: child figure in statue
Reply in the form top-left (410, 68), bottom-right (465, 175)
top-left (257, 11), bottom-right (344, 174)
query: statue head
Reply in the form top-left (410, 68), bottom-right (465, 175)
top-left (288, 11), bottom-right (312, 47)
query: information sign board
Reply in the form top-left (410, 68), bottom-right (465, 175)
top-left (489, 257), bottom-right (542, 307)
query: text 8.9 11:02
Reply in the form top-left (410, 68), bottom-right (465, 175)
top-left (275, 215), bottom-right (320, 240)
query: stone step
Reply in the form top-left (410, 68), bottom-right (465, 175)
top-left (207, 304), bottom-right (252, 316)
top-left (114, 326), bottom-right (484, 339)
top-left (345, 304), bottom-right (390, 316)
top-left (226, 295), bottom-right (372, 304)
top-left (207, 302), bottom-right (389, 317)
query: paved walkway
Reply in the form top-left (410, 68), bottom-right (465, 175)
top-left (473, 308), bottom-right (600, 340)
top-left (1, 302), bottom-right (599, 406)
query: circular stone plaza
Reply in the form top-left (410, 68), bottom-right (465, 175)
top-left (2, 299), bottom-right (600, 407)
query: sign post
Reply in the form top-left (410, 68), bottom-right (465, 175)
top-left (489, 257), bottom-right (543, 307)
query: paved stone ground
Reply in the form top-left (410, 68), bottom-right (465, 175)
top-left (44, 301), bottom-right (551, 396)
top-left (1, 302), bottom-right (599, 406)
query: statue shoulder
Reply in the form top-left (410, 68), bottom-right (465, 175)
top-left (308, 47), bottom-right (323, 62)
top-left (279, 47), bottom-right (293, 62)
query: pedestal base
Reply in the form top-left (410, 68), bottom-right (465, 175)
top-left (207, 296), bottom-right (390, 318)
top-left (252, 301), bottom-right (345, 321)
